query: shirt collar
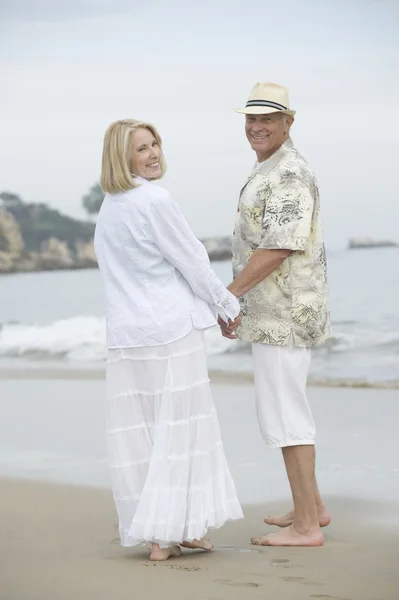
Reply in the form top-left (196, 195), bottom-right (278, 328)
top-left (239, 138), bottom-right (294, 197)
top-left (131, 174), bottom-right (150, 185)
top-left (254, 137), bottom-right (294, 177)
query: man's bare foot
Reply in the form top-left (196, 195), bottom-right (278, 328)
top-left (180, 538), bottom-right (214, 551)
top-left (149, 544), bottom-right (182, 561)
top-left (251, 525), bottom-right (324, 547)
top-left (264, 508), bottom-right (331, 528)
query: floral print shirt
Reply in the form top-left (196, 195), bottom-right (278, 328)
top-left (232, 138), bottom-right (330, 347)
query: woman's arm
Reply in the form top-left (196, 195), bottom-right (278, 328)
top-left (147, 193), bottom-right (240, 323)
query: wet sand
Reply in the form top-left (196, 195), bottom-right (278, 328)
top-left (0, 364), bottom-right (398, 388)
top-left (1, 374), bottom-right (399, 599)
top-left (1, 478), bottom-right (399, 600)
top-left (1, 378), bottom-right (398, 503)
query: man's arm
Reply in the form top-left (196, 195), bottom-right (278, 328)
top-left (228, 248), bottom-right (291, 298)
top-left (219, 248), bottom-right (290, 338)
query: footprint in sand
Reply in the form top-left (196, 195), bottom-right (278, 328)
top-left (223, 582), bottom-right (260, 588)
top-left (214, 579), bottom-right (259, 588)
top-left (271, 558), bottom-right (292, 568)
top-left (109, 537), bottom-right (121, 545)
top-left (282, 577), bottom-right (323, 586)
top-left (167, 564), bottom-right (201, 572)
top-left (311, 595), bottom-right (352, 600)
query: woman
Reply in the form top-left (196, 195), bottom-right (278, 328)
top-left (94, 119), bottom-right (243, 561)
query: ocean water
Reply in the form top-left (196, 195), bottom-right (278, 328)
top-left (0, 248), bottom-right (398, 386)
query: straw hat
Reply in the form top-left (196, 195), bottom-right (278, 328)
top-left (235, 82), bottom-right (296, 116)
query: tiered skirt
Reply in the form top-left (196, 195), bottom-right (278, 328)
top-left (106, 329), bottom-right (243, 547)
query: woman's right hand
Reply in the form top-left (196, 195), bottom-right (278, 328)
top-left (218, 313), bottom-right (242, 339)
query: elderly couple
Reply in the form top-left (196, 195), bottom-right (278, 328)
top-left (94, 82), bottom-right (331, 561)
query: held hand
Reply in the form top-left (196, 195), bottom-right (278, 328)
top-left (218, 313), bottom-right (242, 339)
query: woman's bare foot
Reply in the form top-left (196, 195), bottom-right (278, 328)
top-left (149, 544), bottom-right (182, 561)
top-left (251, 525), bottom-right (324, 547)
top-left (264, 508), bottom-right (331, 528)
top-left (180, 538), bottom-right (214, 551)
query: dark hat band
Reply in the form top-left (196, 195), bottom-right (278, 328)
top-left (246, 99), bottom-right (288, 110)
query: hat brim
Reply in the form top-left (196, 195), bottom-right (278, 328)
top-left (235, 106), bottom-right (296, 116)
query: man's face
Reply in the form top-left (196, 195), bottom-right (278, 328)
top-left (245, 113), bottom-right (293, 161)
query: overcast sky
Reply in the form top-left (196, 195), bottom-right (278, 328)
top-left (1, 0), bottom-right (398, 248)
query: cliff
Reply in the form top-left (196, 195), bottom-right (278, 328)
top-left (0, 194), bottom-right (231, 274)
top-left (0, 207), bottom-right (98, 273)
top-left (348, 237), bottom-right (398, 249)
top-left (0, 209), bottom-right (25, 272)
top-left (0, 192), bottom-right (98, 273)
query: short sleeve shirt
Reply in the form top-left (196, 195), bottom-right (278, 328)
top-left (232, 138), bottom-right (331, 347)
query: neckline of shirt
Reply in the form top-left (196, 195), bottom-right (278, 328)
top-left (131, 174), bottom-right (150, 185)
top-left (255, 137), bottom-right (294, 171)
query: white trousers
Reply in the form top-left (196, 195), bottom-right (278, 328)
top-left (252, 334), bottom-right (315, 449)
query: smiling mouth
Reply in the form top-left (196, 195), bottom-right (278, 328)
top-left (250, 134), bottom-right (269, 140)
top-left (147, 162), bottom-right (160, 167)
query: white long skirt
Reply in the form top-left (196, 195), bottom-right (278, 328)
top-left (106, 329), bottom-right (243, 547)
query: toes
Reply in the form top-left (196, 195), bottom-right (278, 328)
top-left (264, 516), bottom-right (290, 528)
top-left (250, 537), bottom-right (259, 545)
top-left (250, 536), bottom-right (269, 546)
top-left (264, 516), bottom-right (279, 525)
top-left (181, 538), bottom-right (213, 551)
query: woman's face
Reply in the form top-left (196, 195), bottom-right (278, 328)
top-left (130, 128), bottom-right (162, 180)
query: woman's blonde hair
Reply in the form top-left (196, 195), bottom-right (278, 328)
top-left (100, 119), bottom-right (166, 194)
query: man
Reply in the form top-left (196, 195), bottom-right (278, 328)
top-left (220, 82), bottom-right (331, 547)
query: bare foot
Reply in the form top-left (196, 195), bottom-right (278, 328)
top-left (150, 544), bottom-right (182, 561)
top-left (264, 508), bottom-right (331, 528)
top-left (180, 538), bottom-right (214, 551)
top-left (251, 525), bottom-right (324, 547)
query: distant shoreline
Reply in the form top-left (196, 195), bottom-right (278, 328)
top-left (2, 244), bottom-right (399, 276)
top-left (0, 365), bottom-right (397, 389)
top-left (0, 251), bottom-right (231, 276)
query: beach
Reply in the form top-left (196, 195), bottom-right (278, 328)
top-left (2, 1), bottom-right (398, 596)
top-left (1, 372), bottom-right (399, 599)
top-left (2, 478), bottom-right (399, 600)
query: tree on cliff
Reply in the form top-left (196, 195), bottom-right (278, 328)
top-left (0, 190), bottom-right (95, 252)
top-left (0, 191), bottom-right (23, 209)
top-left (82, 183), bottom-right (104, 217)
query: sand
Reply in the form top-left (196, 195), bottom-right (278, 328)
top-left (1, 478), bottom-right (399, 600)
top-left (1, 372), bottom-right (399, 599)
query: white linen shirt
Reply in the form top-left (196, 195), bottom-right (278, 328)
top-left (94, 176), bottom-right (240, 348)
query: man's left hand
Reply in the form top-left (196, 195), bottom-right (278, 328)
top-left (218, 314), bottom-right (242, 339)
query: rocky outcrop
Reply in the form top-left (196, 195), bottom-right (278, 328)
top-left (201, 236), bottom-right (233, 261)
top-left (348, 237), bottom-right (398, 249)
top-left (0, 209), bottom-right (24, 272)
top-left (0, 206), bottom-right (233, 274)
top-left (39, 238), bottom-right (75, 270)
top-left (0, 210), bottom-right (24, 254)
top-left (75, 239), bottom-right (97, 268)
top-left (0, 210), bottom-right (98, 274)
